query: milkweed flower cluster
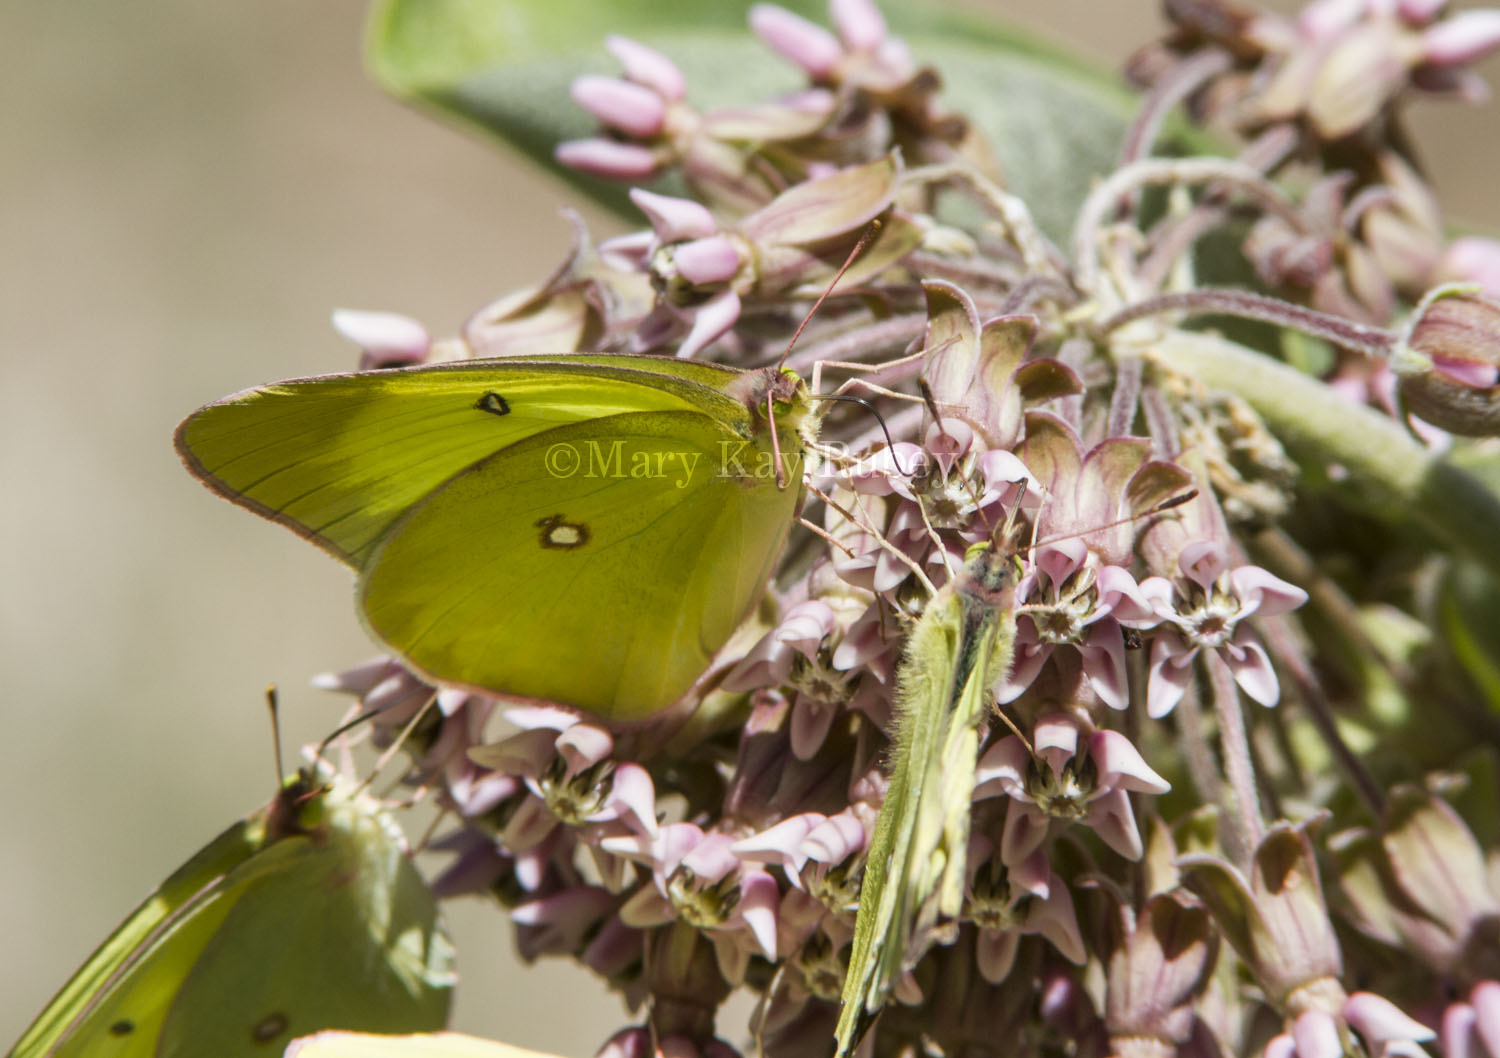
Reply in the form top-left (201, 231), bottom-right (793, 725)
top-left (307, 1), bottom-right (1500, 1056)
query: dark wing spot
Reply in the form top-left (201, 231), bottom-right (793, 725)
top-left (108, 1020), bottom-right (135, 1037)
top-left (251, 1012), bottom-right (290, 1045)
top-left (475, 391), bottom-right (511, 417)
top-left (536, 514), bottom-right (590, 551)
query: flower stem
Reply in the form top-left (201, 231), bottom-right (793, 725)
top-left (1173, 683), bottom-right (1226, 823)
top-left (1147, 328), bottom-right (1500, 582)
top-left (1097, 288), bottom-right (1397, 358)
top-left (1205, 649), bottom-right (1263, 866)
top-left (906, 162), bottom-right (1063, 277)
top-left (1258, 612), bottom-right (1387, 819)
top-left (1118, 49), bottom-right (1233, 165)
top-left (1071, 157), bottom-right (1304, 302)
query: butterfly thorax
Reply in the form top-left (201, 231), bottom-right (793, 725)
top-left (953, 545), bottom-right (1022, 620)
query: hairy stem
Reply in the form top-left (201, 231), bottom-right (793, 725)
top-left (1206, 649), bottom-right (1262, 866)
top-left (1174, 682), bottom-right (1227, 821)
top-left (1146, 329), bottom-right (1500, 582)
top-left (1097, 288), bottom-right (1396, 358)
top-left (1072, 157), bottom-right (1303, 303)
top-left (1118, 49), bottom-right (1234, 165)
top-left (1259, 613), bottom-right (1387, 819)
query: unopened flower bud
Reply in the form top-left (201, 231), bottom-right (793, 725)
top-left (605, 35), bottom-right (686, 101)
top-left (555, 138), bottom-right (662, 180)
top-left (749, 4), bottom-right (843, 79)
top-left (571, 75), bottom-right (668, 138)
top-left (831, 0), bottom-right (888, 53)
top-left (1395, 286), bottom-right (1500, 435)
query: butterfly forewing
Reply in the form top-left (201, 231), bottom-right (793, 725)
top-left (175, 354), bottom-right (811, 719)
top-left (174, 356), bottom-right (756, 567)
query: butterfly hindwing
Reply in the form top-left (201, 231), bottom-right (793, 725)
top-left (359, 407), bottom-right (804, 719)
top-left (160, 785), bottom-right (453, 1053)
top-left (7, 819), bottom-right (262, 1058)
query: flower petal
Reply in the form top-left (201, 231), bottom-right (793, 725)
top-left (974, 736), bottom-right (1032, 800)
top-left (1079, 623), bottom-right (1130, 711)
top-left (1225, 629), bottom-right (1283, 706)
top-left (1091, 730), bottom-right (1171, 794)
top-left (1146, 636), bottom-right (1197, 718)
top-left (571, 75), bottom-right (667, 138)
top-left (737, 868), bottom-right (782, 958)
top-left (749, 4), bottom-right (843, 78)
top-left (556, 723), bottom-right (614, 775)
top-left (977, 926), bottom-right (1021, 983)
top-left (1229, 565), bottom-right (1310, 618)
top-left (1293, 1010), bottom-right (1345, 1058)
top-left (331, 309), bottom-right (430, 367)
top-left (1083, 787), bottom-right (1146, 861)
top-left (555, 138), bottom-right (660, 180)
top-left (677, 290), bottom-right (743, 358)
top-left (606, 35), bottom-right (686, 100)
top-left (1001, 802), bottom-right (1051, 866)
top-left (1344, 992), bottom-right (1436, 1045)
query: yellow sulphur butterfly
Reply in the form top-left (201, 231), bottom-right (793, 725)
top-left (175, 353), bottom-right (816, 721)
top-left (9, 770), bottom-right (454, 1058)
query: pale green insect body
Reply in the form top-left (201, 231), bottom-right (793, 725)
top-left (835, 540), bottom-right (1024, 1056)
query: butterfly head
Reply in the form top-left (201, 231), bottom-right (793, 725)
top-left (264, 765), bottom-right (338, 844)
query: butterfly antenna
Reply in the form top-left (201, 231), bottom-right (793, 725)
top-left (993, 704), bottom-right (1036, 759)
top-left (1027, 489), bottom-right (1197, 553)
top-left (265, 684), bottom-right (287, 787)
top-left (994, 475), bottom-right (1032, 550)
top-left (798, 514), bottom-right (859, 560)
top-left (764, 390), bottom-right (791, 490)
top-left (413, 801), bottom-right (452, 854)
top-left (917, 376), bottom-right (946, 430)
top-left (765, 220), bottom-right (884, 488)
top-left (918, 377), bottom-right (1001, 527)
top-left (776, 219), bottom-right (882, 371)
top-left (263, 685), bottom-right (330, 834)
top-left (353, 691), bottom-right (439, 797)
top-left (750, 962), bottom-right (790, 1058)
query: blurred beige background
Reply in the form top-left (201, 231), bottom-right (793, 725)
top-left (3, 1), bottom-right (1496, 1054)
